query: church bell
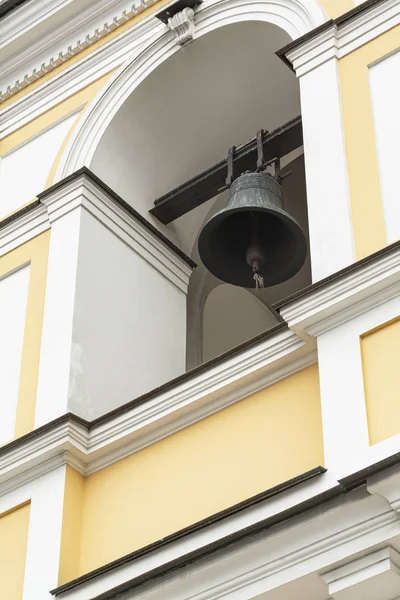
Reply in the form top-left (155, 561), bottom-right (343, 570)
top-left (198, 171), bottom-right (307, 288)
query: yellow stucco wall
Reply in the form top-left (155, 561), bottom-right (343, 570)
top-left (58, 467), bottom-right (85, 585)
top-left (0, 232), bottom-right (50, 438)
top-left (0, 502), bottom-right (31, 600)
top-left (340, 24), bottom-right (400, 260)
top-left (59, 364), bottom-right (323, 580)
top-left (319, 0), bottom-right (353, 19)
top-left (361, 318), bottom-right (400, 445)
top-left (0, 73), bottom-right (113, 158)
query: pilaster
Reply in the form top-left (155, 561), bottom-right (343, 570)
top-left (35, 168), bottom-right (194, 425)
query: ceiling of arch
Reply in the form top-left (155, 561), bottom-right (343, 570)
top-left (90, 20), bottom-right (301, 255)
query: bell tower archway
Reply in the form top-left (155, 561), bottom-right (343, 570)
top-left (52, 1), bottom-right (326, 371)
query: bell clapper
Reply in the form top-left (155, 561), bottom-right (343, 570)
top-left (245, 242), bottom-right (266, 290)
top-left (246, 213), bottom-right (266, 290)
top-left (252, 263), bottom-right (265, 289)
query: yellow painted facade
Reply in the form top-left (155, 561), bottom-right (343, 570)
top-left (58, 467), bottom-right (85, 585)
top-left (340, 24), bottom-right (400, 260)
top-left (319, 0), bottom-right (353, 18)
top-left (0, 232), bottom-right (50, 439)
top-left (0, 72), bottom-right (113, 157)
top-left (361, 318), bottom-right (400, 446)
top-left (2, 1), bottom-right (400, 596)
top-left (58, 365), bottom-right (323, 578)
top-left (0, 502), bottom-right (31, 600)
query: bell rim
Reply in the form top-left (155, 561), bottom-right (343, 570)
top-left (198, 205), bottom-right (308, 288)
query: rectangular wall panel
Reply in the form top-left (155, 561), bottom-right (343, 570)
top-left (78, 364), bottom-right (323, 574)
top-left (0, 114), bottom-right (75, 219)
top-left (370, 51), bottom-right (400, 244)
top-left (0, 503), bottom-right (31, 600)
top-left (361, 318), bottom-right (400, 445)
top-left (0, 265), bottom-right (30, 444)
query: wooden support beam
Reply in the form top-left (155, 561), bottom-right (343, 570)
top-left (150, 115), bottom-right (303, 224)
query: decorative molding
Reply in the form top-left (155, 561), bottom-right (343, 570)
top-left (282, 0), bottom-right (400, 76)
top-left (278, 242), bottom-right (400, 337)
top-left (0, 0), bottom-right (160, 103)
top-left (321, 546), bottom-right (400, 600)
top-left (0, 202), bottom-right (49, 257)
top-left (56, 0), bottom-right (326, 180)
top-left (50, 474), bottom-right (400, 599)
top-left (0, 11), bottom-right (163, 139)
top-left (168, 7), bottom-right (195, 45)
top-left (0, 335), bottom-right (313, 495)
top-left (39, 169), bottom-right (194, 291)
top-left (368, 466), bottom-right (400, 513)
top-left (86, 349), bottom-right (315, 473)
top-left (0, 0), bottom-right (326, 141)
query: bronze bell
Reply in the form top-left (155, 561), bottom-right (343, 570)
top-left (198, 171), bottom-right (307, 288)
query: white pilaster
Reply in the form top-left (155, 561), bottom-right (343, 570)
top-left (279, 246), bottom-right (400, 478)
top-left (35, 170), bottom-right (193, 425)
top-left (0, 465), bottom-right (66, 600)
top-left (370, 50), bottom-right (400, 245)
top-left (294, 56), bottom-right (354, 281)
top-left (322, 547), bottom-right (400, 600)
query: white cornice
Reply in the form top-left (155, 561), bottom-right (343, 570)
top-left (321, 546), bottom-right (400, 599)
top-left (0, 345), bottom-right (316, 497)
top-left (279, 244), bottom-right (400, 337)
top-left (0, 0), bottom-right (327, 140)
top-left (0, 328), bottom-right (314, 496)
top-left (0, 7), bottom-right (164, 138)
top-left (0, 0), bottom-right (71, 53)
top-left (0, 0), bottom-right (161, 105)
top-left (286, 0), bottom-right (400, 76)
top-left (0, 203), bottom-right (49, 257)
top-left (86, 344), bottom-right (315, 473)
top-left (40, 172), bottom-right (193, 292)
top-left (0, 0), bottom-right (155, 77)
top-left (51, 476), bottom-right (400, 600)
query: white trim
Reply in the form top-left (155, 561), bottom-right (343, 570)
top-left (312, 289), bottom-right (400, 477)
top-left (0, 0), bottom-right (161, 105)
top-left (86, 345), bottom-right (315, 473)
top-left (52, 470), bottom-right (400, 600)
top-left (278, 245), bottom-right (400, 478)
top-left (41, 174), bottom-right (192, 292)
top-left (0, 340), bottom-right (315, 495)
top-left (0, 0), bottom-right (71, 54)
top-left (56, 0), bottom-right (326, 179)
top-left (368, 465), bottom-right (400, 513)
top-left (0, 466), bottom-right (67, 600)
top-left (279, 244), bottom-right (400, 337)
top-left (322, 546), bottom-right (400, 599)
top-left (0, 18), bottom-right (162, 139)
top-left (299, 56), bottom-right (354, 281)
top-left (2, 0), bottom-right (398, 142)
top-left (0, 205), bottom-right (50, 257)
top-left (286, 0), bottom-right (400, 76)
top-left (0, 0), bottom-right (159, 84)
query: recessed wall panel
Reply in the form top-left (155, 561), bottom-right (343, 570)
top-left (370, 51), bottom-right (400, 244)
top-left (0, 265), bottom-right (30, 444)
top-left (0, 115), bottom-right (75, 219)
top-left (0, 503), bottom-right (31, 600)
top-left (361, 318), bottom-right (400, 445)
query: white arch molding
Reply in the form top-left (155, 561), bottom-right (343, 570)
top-left (55, 0), bottom-right (327, 180)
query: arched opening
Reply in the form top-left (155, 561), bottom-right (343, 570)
top-left (88, 19), bottom-right (312, 368)
top-left (203, 284), bottom-right (277, 361)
